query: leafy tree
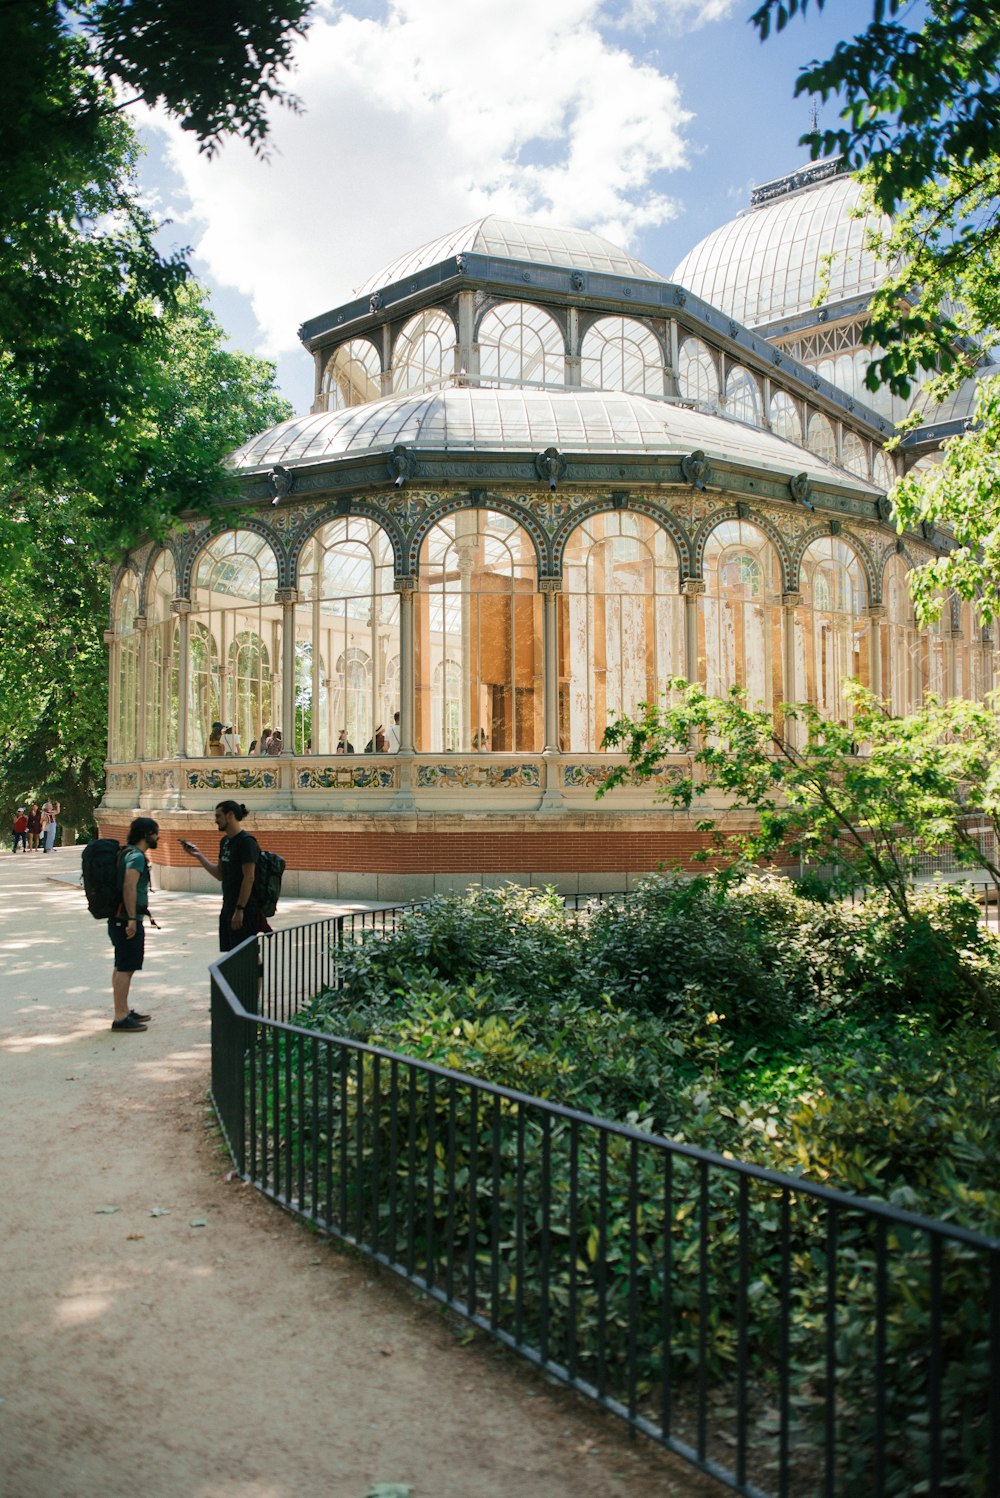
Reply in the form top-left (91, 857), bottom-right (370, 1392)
top-left (751, 0), bottom-right (1000, 397)
top-left (0, 1), bottom-right (311, 553)
top-left (751, 0), bottom-right (1000, 620)
top-left (600, 679), bottom-right (1000, 911)
top-left (600, 679), bottom-right (1000, 1024)
top-left (0, 283), bottom-right (292, 832)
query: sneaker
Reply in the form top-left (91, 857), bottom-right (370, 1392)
top-left (130, 1009), bottom-right (151, 1023)
top-left (111, 1013), bottom-right (147, 1032)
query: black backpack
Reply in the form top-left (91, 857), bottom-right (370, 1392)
top-left (253, 849), bottom-right (285, 918)
top-left (81, 838), bottom-right (125, 920)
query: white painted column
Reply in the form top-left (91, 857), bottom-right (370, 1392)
top-left (277, 589), bottom-right (298, 754)
top-left (866, 605), bottom-right (886, 699)
top-left (172, 599), bottom-right (191, 757)
top-left (781, 592), bottom-right (803, 745)
top-left (394, 576), bottom-right (416, 753)
top-left (681, 579), bottom-right (705, 685)
top-left (538, 577), bottom-right (564, 813)
top-left (134, 615), bottom-right (148, 761)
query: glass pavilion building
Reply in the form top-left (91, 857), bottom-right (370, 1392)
top-left (100, 159), bottom-right (999, 898)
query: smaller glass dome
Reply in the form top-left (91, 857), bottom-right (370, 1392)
top-left (672, 171), bottom-right (892, 329)
top-left (356, 216), bottom-right (664, 295)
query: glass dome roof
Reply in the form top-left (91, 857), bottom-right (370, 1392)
top-left (356, 216), bottom-right (664, 295)
top-left (671, 172), bottom-right (892, 328)
top-left (910, 365), bottom-right (999, 427)
top-left (231, 387), bottom-right (877, 492)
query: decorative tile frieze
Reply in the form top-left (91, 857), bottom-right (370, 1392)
top-left (185, 767), bottom-right (278, 790)
top-left (297, 765), bottom-right (396, 789)
top-left (562, 762), bottom-right (685, 789)
top-left (107, 770), bottom-right (139, 791)
top-left (417, 761), bottom-right (541, 789)
top-left (142, 769), bottom-right (178, 790)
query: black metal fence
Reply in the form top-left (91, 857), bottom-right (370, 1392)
top-left (210, 909), bottom-right (1000, 1498)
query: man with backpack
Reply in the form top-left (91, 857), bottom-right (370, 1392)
top-left (108, 817), bottom-right (159, 1033)
top-left (179, 800), bottom-right (274, 951)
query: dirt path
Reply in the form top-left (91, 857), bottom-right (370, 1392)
top-left (0, 849), bottom-right (712, 1498)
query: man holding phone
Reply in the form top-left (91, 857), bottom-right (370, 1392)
top-left (179, 801), bottom-right (270, 950)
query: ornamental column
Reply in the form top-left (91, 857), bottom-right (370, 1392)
top-left (394, 576), bottom-right (416, 753)
top-left (103, 628), bottom-right (118, 764)
top-left (681, 579), bottom-right (705, 685)
top-left (392, 575), bottom-right (418, 811)
top-left (172, 599), bottom-right (191, 757)
top-left (866, 605), bottom-right (886, 699)
top-left (538, 576), bottom-right (564, 813)
top-left (134, 615), bottom-right (148, 761)
top-left (781, 593), bottom-right (803, 746)
top-left (277, 588), bottom-right (298, 753)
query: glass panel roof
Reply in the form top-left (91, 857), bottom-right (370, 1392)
top-left (230, 388), bottom-right (878, 493)
top-left (355, 216), bottom-right (663, 295)
top-left (671, 175), bottom-right (892, 328)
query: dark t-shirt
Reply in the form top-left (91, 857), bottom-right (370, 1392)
top-left (219, 830), bottom-right (259, 910)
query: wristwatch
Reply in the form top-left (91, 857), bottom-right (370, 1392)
top-left (236, 904), bottom-right (246, 911)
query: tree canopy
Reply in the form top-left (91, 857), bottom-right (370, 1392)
top-left (751, 0), bottom-right (1000, 398)
top-left (751, 0), bottom-right (1000, 622)
top-left (0, 282), bottom-right (292, 834)
top-left (0, 1), bottom-right (311, 551)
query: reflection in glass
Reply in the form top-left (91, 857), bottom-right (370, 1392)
top-left (677, 337), bottom-right (719, 409)
top-left (798, 537), bottom-right (869, 723)
top-left (559, 512), bottom-right (682, 752)
top-left (724, 365), bottom-right (761, 426)
top-left (581, 316), bottom-right (666, 396)
top-left (392, 309), bottom-right (455, 394)
top-left (417, 512), bottom-right (541, 752)
top-left (769, 391), bottom-right (801, 443)
top-left (806, 412), bottom-right (836, 464)
top-left (113, 573), bottom-right (140, 761)
top-left (322, 338), bottom-right (382, 409)
top-left (883, 555), bottom-right (916, 716)
top-left (191, 531), bottom-right (278, 754)
top-left (700, 522), bottom-right (783, 714)
top-left (478, 303), bottom-right (563, 388)
top-left (297, 518), bottom-right (398, 754)
top-left (144, 550), bottom-right (178, 760)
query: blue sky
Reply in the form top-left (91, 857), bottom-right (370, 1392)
top-left (136, 0), bottom-right (881, 416)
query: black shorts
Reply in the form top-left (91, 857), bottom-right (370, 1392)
top-left (219, 905), bottom-right (271, 952)
top-left (108, 918), bottom-right (145, 972)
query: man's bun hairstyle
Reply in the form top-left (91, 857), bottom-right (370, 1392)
top-left (215, 800), bottom-right (248, 820)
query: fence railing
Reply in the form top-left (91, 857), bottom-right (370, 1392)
top-left (210, 908), bottom-right (1000, 1498)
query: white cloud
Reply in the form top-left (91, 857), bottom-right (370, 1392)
top-left (140, 0), bottom-right (699, 369)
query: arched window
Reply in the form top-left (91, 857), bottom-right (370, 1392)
top-left (883, 554), bottom-right (917, 716)
top-left (959, 601), bottom-right (984, 703)
top-left (840, 431), bottom-right (868, 478)
top-left (392, 309), bottom-right (454, 394)
top-left (677, 338), bottom-right (719, 409)
top-left (580, 316), bottom-right (666, 396)
top-left (144, 551), bottom-right (178, 760)
top-left (797, 537), bottom-right (869, 723)
top-left (806, 412), bottom-right (837, 464)
top-left (700, 522), bottom-right (783, 715)
top-left (559, 512), bottom-right (683, 752)
top-left (723, 366), bottom-right (761, 426)
top-left (478, 302), bottom-right (563, 388)
top-left (191, 530), bottom-right (278, 756)
top-left (417, 511), bottom-right (541, 753)
top-left (322, 339), bottom-right (381, 409)
top-left (228, 631), bottom-right (271, 752)
top-left (769, 392), bottom-right (801, 444)
top-left (189, 621), bottom-right (221, 750)
top-left (112, 572), bottom-right (140, 761)
top-left (297, 517), bottom-right (398, 754)
top-left (873, 451), bottom-right (896, 492)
